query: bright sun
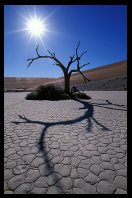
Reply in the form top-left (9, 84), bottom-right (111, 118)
top-left (26, 17), bottom-right (45, 38)
top-left (7, 9), bottom-right (58, 45)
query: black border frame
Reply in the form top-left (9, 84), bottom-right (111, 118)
top-left (2, 0), bottom-right (128, 196)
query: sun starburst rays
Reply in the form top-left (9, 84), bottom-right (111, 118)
top-left (5, 10), bottom-right (54, 45)
top-left (4, 7), bottom-right (65, 47)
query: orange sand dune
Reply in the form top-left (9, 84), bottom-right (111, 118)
top-left (4, 60), bottom-right (127, 91)
top-left (43, 60), bottom-right (127, 91)
top-left (59, 60), bottom-right (127, 82)
top-left (4, 77), bottom-right (56, 91)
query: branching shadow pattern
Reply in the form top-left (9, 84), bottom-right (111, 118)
top-left (12, 99), bottom-right (126, 193)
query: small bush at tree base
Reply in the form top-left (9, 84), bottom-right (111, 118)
top-left (25, 84), bottom-right (91, 100)
top-left (26, 85), bottom-right (70, 100)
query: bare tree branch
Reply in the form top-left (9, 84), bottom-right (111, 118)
top-left (27, 57), bottom-right (40, 68)
top-left (67, 55), bottom-right (75, 71)
top-left (66, 42), bottom-right (87, 71)
top-left (47, 50), bottom-right (53, 56)
top-left (36, 45), bottom-right (40, 57)
top-left (27, 46), bottom-right (66, 72)
top-left (69, 68), bottom-right (91, 83)
top-left (47, 50), bottom-right (56, 57)
top-left (79, 51), bottom-right (87, 59)
top-left (68, 42), bottom-right (91, 83)
top-left (79, 62), bottom-right (90, 69)
top-left (79, 70), bottom-right (91, 83)
top-left (69, 69), bottom-right (78, 75)
top-left (76, 41), bottom-right (80, 55)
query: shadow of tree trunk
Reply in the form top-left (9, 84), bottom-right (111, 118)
top-left (12, 98), bottom-right (126, 193)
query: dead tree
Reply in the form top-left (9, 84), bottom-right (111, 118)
top-left (27, 41), bottom-right (91, 94)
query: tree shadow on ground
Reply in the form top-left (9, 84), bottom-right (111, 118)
top-left (12, 98), bottom-right (126, 193)
top-left (92, 99), bottom-right (127, 111)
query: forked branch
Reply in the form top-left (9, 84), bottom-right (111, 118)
top-left (27, 46), bottom-right (66, 72)
top-left (27, 42), bottom-right (91, 90)
top-left (68, 42), bottom-right (91, 83)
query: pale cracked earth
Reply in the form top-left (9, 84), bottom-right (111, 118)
top-left (4, 91), bottom-right (127, 194)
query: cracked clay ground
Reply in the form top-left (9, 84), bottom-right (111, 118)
top-left (4, 91), bottom-right (127, 194)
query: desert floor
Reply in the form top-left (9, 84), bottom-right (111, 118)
top-left (4, 91), bottom-right (127, 194)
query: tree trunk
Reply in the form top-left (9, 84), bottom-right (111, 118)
top-left (64, 73), bottom-right (70, 94)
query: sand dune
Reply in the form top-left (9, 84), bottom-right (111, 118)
top-left (4, 77), bottom-right (56, 91)
top-left (54, 60), bottom-right (127, 83)
top-left (39, 60), bottom-right (127, 91)
top-left (4, 60), bottom-right (127, 91)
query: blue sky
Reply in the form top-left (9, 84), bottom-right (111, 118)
top-left (4, 5), bottom-right (127, 78)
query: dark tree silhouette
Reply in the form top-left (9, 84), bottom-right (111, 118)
top-left (27, 42), bottom-right (91, 94)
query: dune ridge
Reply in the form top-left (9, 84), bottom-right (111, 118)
top-left (4, 60), bottom-right (127, 91)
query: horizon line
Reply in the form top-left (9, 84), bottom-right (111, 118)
top-left (4, 59), bottom-right (127, 78)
